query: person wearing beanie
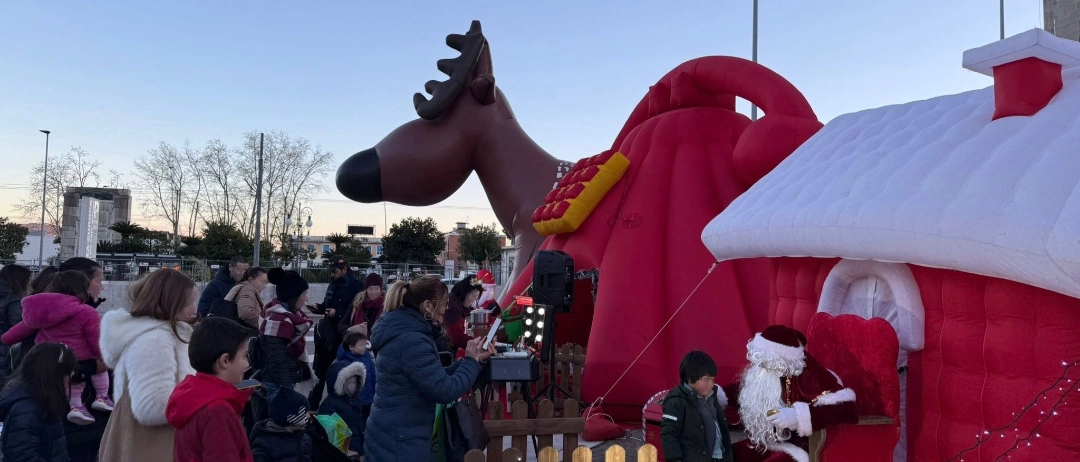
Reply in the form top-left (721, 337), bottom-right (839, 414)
top-left (308, 256), bottom-right (363, 411)
top-left (260, 268), bottom-right (314, 401)
top-left (338, 273), bottom-right (384, 338)
top-left (728, 325), bottom-right (859, 462)
top-left (250, 388), bottom-right (313, 462)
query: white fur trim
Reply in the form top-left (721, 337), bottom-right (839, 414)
top-left (100, 310), bottom-right (194, 427)
top-left (333, 362), bottom-right (367, 396)
top-left (828, 369), bottom-right (843, 385)
top-left (766, 442), bottom-right (810, 462)
top-left (813, 387), bottom-right (856, 406)
top-left (714, 385), bottom-right (728, 407)
top-left (793, 401), bottom-right (813, 437)
top-left (749, 333), bottom-right (805, 363)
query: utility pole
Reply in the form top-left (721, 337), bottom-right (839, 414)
top-left (253, 133), bottom-right (264, 266)
top-left (38, 130), bottom-right (50, 268)
top-left (751, 0), bottom-right (760, 121)
top-left (1000, 0), bottom-right (1005, 40)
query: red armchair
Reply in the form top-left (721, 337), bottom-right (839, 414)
top-left (805, 313), bottom-right (901, 462)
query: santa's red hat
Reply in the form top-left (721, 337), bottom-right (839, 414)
top-left (476, 269), bottom-right (495, 285)
top-left (748, 325), bottom-right (807, 364)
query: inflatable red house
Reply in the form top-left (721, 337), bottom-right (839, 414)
top-left (702, 29), bottom-right (1080, 461)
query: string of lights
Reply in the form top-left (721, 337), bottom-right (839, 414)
top-left (949, 359), bottom-right (1080, 462)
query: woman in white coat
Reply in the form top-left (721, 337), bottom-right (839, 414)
top-left (98, 269), bottom-right (198, 462)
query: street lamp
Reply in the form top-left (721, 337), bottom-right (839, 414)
top-left (284, 205), bottom-right (313, 269)
top-left (38, 130), bottom-right (50, 268)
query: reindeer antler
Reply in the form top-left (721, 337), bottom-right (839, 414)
top-left (413, 20), bottom-right (490, 120)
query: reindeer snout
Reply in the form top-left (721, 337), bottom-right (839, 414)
top-left (336, 148), bottom-right (383, 203)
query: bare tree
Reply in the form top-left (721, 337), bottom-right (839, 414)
top-left (17, 146), bottom-right (101, 234)
top-left (237, 131), bottom-right (334, 244)
top-left (133, 141), bottom-right (193, 245)
top-left (182, 143), bottom-right (205, 237)
top-left (200, 139), bottom-right (237, 225)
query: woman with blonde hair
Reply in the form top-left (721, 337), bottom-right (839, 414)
top-left (98, 268), bottom-right (198, 462)
top-left (364, 275), bottom-right (495, 462)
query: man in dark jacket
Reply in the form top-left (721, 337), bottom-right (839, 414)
top-left (307, 256), bottom-right (362, 409)
top-left (198, 255), bottom-right (250, 318)
top-left (661, 351), bottom-right (734, 462)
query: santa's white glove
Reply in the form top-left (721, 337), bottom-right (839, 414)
top-left (766, 408), bottom-right (799, 431)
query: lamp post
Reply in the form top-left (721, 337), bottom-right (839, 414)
top-left (38, 130), bottom-right (50, 268)
top-left (284, 205), bottom-right (313, 269)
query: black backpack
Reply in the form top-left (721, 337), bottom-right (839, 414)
top-left (207, 293), bottom-right (241, 323)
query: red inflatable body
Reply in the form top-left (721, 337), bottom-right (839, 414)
top-left (501, 56), bottom-right (823, 419)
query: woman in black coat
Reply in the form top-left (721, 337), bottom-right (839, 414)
top-left (307, 256), bottom-right (362, 409)
top-left (0, 264), bottom-right (31, 382)
top-left (0, 342), bottom-right (78, 462)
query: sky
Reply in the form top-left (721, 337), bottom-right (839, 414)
top-left (0, 1), bottom-right (1045, 238)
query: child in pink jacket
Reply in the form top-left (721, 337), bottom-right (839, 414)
top-left (1, 270), bottom-right (112, 425)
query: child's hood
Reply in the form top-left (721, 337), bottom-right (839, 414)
top-left (20, 293), bottom-right (94, 328)
top-left (166, 372), bottom-right (253, 428)
top-left (326, 360), bottom-right (366, 397)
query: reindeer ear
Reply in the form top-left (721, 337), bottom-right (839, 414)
top-left (470, 74), bottom-right (497, 105)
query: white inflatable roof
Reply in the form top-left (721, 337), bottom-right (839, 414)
top-left (702, 65), bottom-right (1080, 299)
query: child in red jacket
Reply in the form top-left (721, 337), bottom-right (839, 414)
top-left (166, 318), bottom-right (256, 462)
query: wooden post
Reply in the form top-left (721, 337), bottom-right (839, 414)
top-left (538, 447), bottom-right (559, 462)
top-left (563, 399), bottom-right (580, 455)
top-left (486, 401), bottom-right (504, 462)
top-left (511, 400), bottom-right (529, 455)
top-left (571, 446), bottom-right (593, 462)
top-left (604, 445), bottom-right (626, 462)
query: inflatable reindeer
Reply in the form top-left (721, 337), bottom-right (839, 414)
top-left (336, 21), bottom-right (824, 419)
top-left (336, 21), bottom-right (569, 291)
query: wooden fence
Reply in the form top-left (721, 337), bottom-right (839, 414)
top-left (464, 443), bottom-right (660, 462)
top-left (510, 343), bottom-right (586, 411)
top-left (474, 398), bottom-right (584, 461)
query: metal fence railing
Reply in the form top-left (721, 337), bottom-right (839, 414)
top-left (4, 257), bottom-right (519, 286)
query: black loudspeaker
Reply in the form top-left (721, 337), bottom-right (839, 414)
top-left (531, 250), bottom-right (574, 313)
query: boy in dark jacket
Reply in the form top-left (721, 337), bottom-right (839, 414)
top-left (318, 359), bottom-right (366, 456)
top-left (660, 351), bottom-right (734, 462)
top-left (166, 318), bottom-right (255, 462)
top-left (250, 387), bottom-right (313, 462)
top-left (336, 331), bottom-right (376, 418)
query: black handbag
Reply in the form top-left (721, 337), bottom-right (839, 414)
top-left (443, 394), bottom-right (490, 461)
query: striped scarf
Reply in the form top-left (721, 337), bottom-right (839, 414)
top-left (260, 300), bottom-right (313, 359)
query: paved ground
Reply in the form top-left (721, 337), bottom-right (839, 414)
top-left (588, 430), bottom-right (647, 462)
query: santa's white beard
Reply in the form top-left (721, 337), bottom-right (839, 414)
top-left (739, 364), bottom-right (790, 449)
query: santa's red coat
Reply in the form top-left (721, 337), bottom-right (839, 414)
top-left (726, 355), bottom-right (859, 462)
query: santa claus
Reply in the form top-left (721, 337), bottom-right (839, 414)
top-left (728, 325), bottom-right (858, 462)
top-left (475, 269), bottom-right (498, 309)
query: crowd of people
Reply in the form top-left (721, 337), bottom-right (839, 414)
top-left (0, 255), bottom-right (497, 462)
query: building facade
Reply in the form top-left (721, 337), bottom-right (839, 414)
top-left (58, 187), bottom-right (131, 262)
top-left (1046, 0), bottom-right (1080, 41)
